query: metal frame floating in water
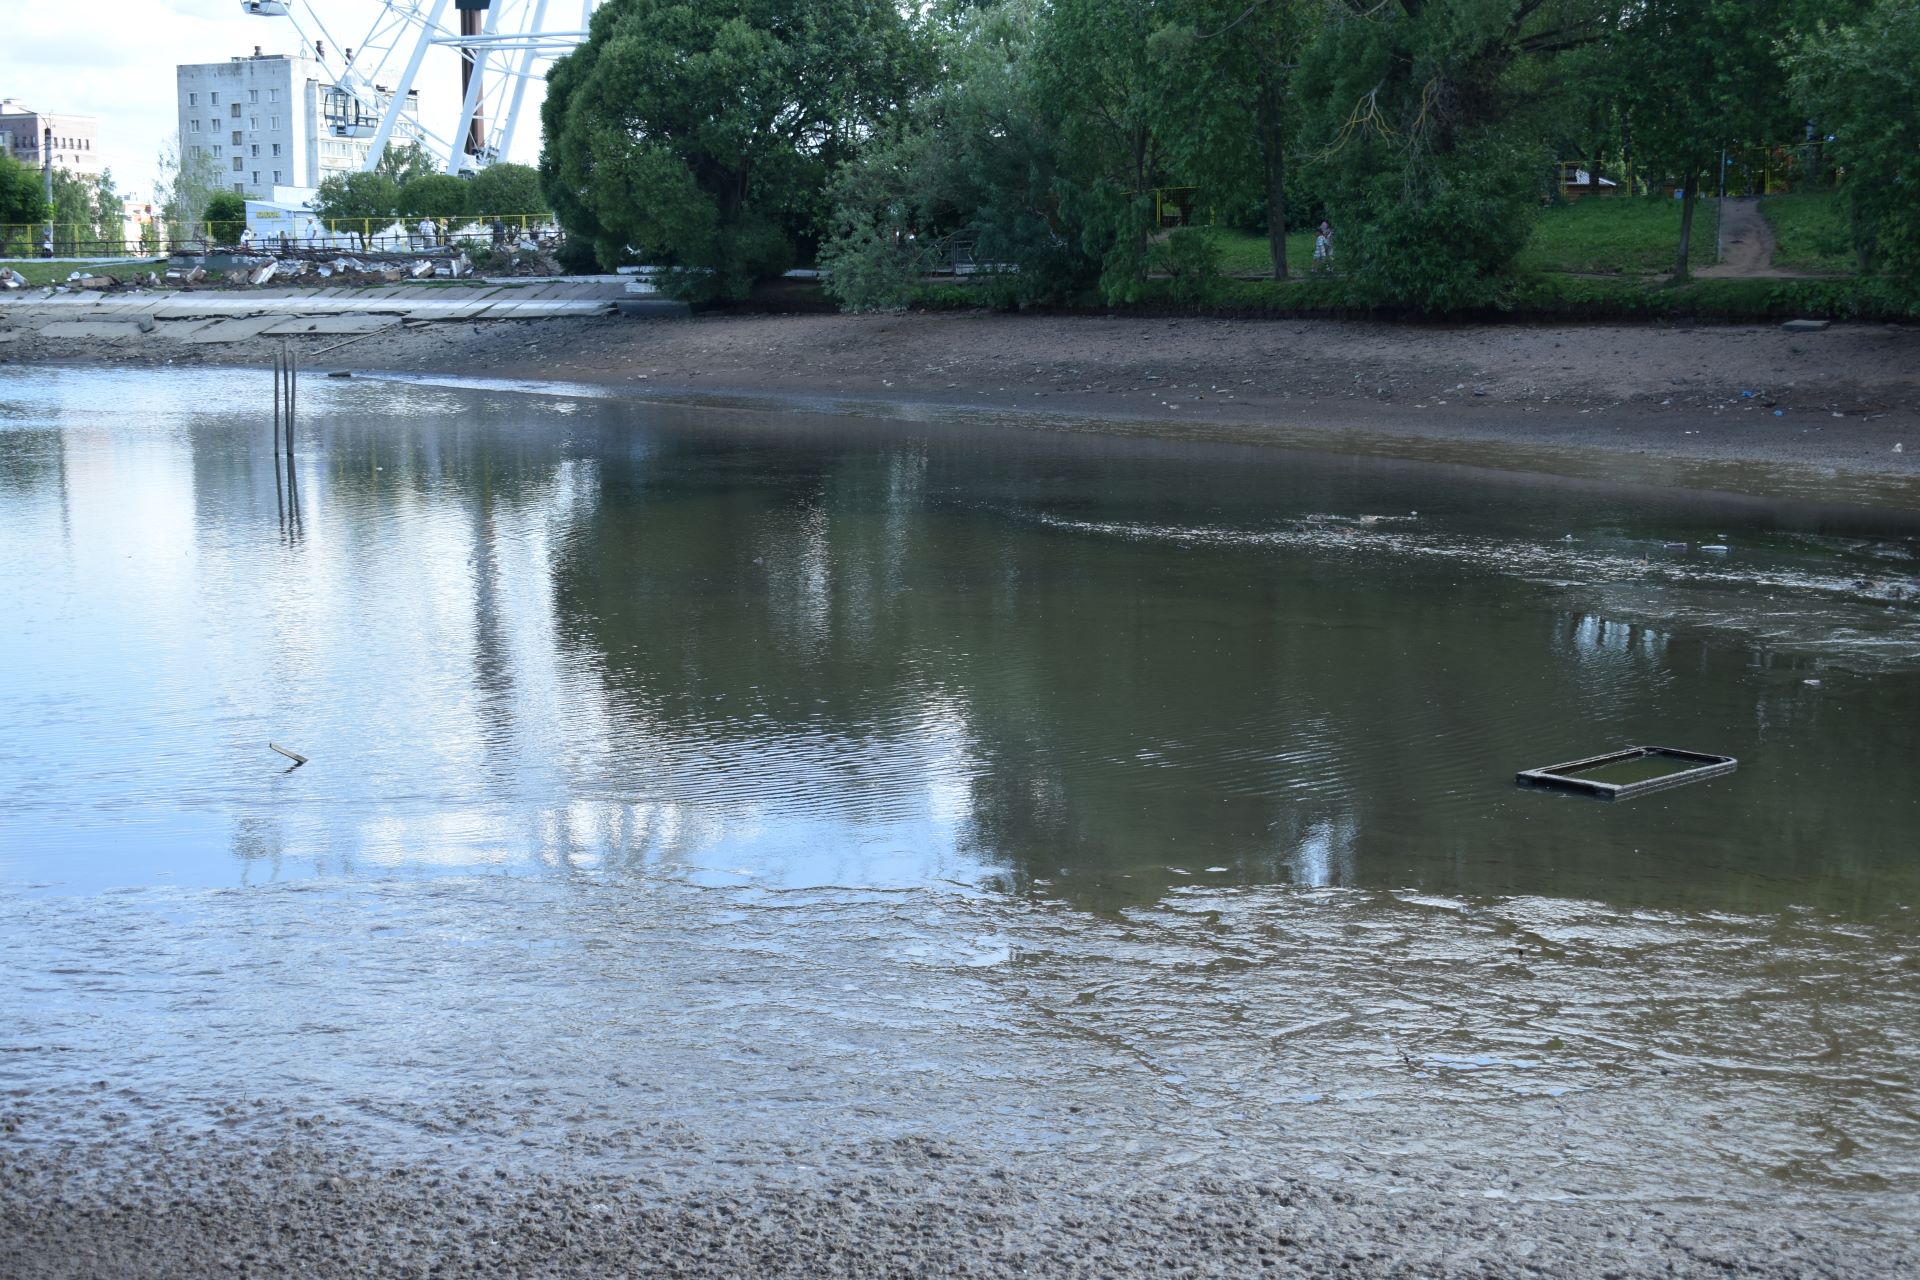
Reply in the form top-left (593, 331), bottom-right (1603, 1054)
top-left (1516, 746), bottom-right (1735, 800)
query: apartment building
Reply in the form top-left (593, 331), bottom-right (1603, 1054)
top-left (0, 99), bottom-right (104, 175)
top-left (175, 48), bottom-right (419, 200)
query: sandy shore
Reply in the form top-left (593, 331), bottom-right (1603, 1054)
top-left (7, 309), bottom-right (1919, 499)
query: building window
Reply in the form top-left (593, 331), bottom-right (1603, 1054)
top-left (231, 103), bottom-right (241, 118)
top-left (273, 170), bottom-right (282, 183)
top-left (271, 143), bottom-right (281, 156)
top-left (189, 92), bottom-right (199, 106)
top-left (192, 145), bottom-right (204, 157)
top-left (232, 131), bottom-right (241, 145)
top-left (233, 182), bottom-right (244, 193)
top-left (252, 171), bottom-right (261, 184)
top-left (269, 88), bottom-right (279, 102)
top-left (190, 120), bottom-right (200, 133)
top-left (250, 117), bottom-right (259, 130)
top-left (269, 116), bottom-right (279, 130)
top-left (249, 90), bottom-right (259, 103)
top-left (210, 91), bottom-right (220, 106)
top-left (213, 145), bottom-right (223, 158)
top-left (250, 144), bottom-right (259, 156)
top-left (232, 156), bottom-right (243, 171)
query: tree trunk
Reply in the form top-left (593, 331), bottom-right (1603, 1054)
top-left (1132, 127), bottom-right (1150, 278)
top-left (1673, 161), bottom-right (1705, 282)
top-left (1257, 73), bottom-right (1287, 280)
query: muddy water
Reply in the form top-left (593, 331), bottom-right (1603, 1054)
top-left (2, 367), bottom-right (1918, 1234)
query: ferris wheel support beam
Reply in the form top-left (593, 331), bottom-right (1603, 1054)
top-left (497, 0), bottom-right (552, 166)
top-left (447, 0), bottom-right (504, 173)
top-left (362, 0), bottom-right (452, 173)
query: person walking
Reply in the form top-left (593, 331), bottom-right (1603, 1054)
top-left (1312, 219), bottom-right (1334, 274)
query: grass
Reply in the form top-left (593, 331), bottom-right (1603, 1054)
top-left (1515, 198), bottom-right (1718, 274)
top-left (1181, 201), bottom-right (1725, 279)
top-left (1760, 192), bottom-right (1855, 273)
top-left (1184, 226), bottom-right (1321, 278)
top-left (2, 258), bottom-right (164, 287)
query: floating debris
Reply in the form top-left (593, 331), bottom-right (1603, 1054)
top-left (1517, 746), bottom-right (1735, 800)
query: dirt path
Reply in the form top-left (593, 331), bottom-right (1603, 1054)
top-left (1697, 197), bottom-right (1795, 278)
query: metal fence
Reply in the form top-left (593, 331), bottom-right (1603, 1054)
top-left (1, 213), bottom-right (561, 260)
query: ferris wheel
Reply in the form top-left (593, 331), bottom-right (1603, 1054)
top-left (238, 0), bottom-right (602, 175)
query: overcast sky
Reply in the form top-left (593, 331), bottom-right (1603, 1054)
top-left (7, 0), bottom-right (555, 202)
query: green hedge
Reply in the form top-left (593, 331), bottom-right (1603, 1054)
top-left (905, 271), bottom-right (1920, 322)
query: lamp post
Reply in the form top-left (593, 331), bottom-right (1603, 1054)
top-left (42, 125), bottom-right (54, 257)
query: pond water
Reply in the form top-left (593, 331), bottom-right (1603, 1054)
top-left (2, 365), bottom-right (1917, 1225)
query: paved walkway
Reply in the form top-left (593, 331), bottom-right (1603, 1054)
top-left (0, 280), bottom-right (644, 347)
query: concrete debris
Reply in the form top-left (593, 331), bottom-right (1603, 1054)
top-left (409, 260), bottom-right (435, 279)
top-left (248, 262), bottom-right (278, 287)
top-left (0, 267), bottom-right (23, 290)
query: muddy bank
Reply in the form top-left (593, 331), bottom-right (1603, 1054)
top-left (6, 309), bottom-right (1918, 491)
top-left (5, 1128), bottom-right (1909, 1279)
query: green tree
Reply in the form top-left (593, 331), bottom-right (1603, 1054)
top-left (156, 138), bottom-right (222, 248)
top-left (397, 173), bottom-right (472, 221)
top-left (1293, 0), bottom-right (1606, 308)
top-left (1614, 0), bottom-right (1797, 281)
top-left (376, 140), bottom-right (442, 186)
top-left (540, 0), bottom-right (931, 301)
top-left (50, 168), bottom-right (121, 255)
top-left (1147, 0), bottom-right (1319, 279)
top-left (1, 151), bottom-right (50, 252)
top-left (820, 0), bottom-right (1090, 310)
top-left (468, 162), bottom-right (546, 215)
top-left (204, 190), bottom-right (248, 245)
top-left (1789, 0), bottom-right (1920, 282)
top-left (312, 170), bottom-right (401, 247)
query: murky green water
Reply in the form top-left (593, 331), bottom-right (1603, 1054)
top-left (2, 365), bottom-right (1918, 1224)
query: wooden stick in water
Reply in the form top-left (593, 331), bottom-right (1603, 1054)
top-left (269, 742), bottom-right (308, 765)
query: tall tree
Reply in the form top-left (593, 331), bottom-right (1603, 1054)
top-left (155, 138), bottom-right (222, 247)
top-left (1615, 0), bottom-right (1796, 281)
top-left (1293, 0), bottom-right (1607, 306)
top-left (541, 0), bottom-right (931, 300)
top-left (1149, 0), bottom-right (1319, 279)
top-left (1789, 0), bottom-right (1920, 282)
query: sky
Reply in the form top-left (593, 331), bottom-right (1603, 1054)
top-left (5, 0), bottom-right (557, 202)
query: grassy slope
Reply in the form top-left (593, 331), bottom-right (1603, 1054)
top-left (1760, 193), bottom-right (1855, 273)
top-left (1515, 198), bottom-right (1718, 273)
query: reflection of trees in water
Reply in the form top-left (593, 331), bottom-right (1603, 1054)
top-left (156, 397), bottom-right (1919, 915)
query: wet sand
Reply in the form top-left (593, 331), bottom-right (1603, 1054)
top-left (7, 1130), bottom-right (1910, 1279)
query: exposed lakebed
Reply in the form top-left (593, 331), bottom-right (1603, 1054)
top-left (2, 366), bottom-right (1916, 1270)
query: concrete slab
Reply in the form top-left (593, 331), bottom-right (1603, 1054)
top-left (260, 315), bottom-right (399, 336)
top-left (180, 315), bottom-right (286, 343)
top-left (37, 320), bottom-right (150, 340)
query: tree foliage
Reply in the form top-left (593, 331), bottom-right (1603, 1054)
top-left (0, 151), bottom-right (46, 228)
top-left (312, 171), bottom-right (402, 243)
top-left (156, 138), bottom-right (221, 247)
top-left (1789, 0), bottom-right (1920, 281)
top-left (204, 190), bottom-right (248, 245)
top-left (398, 173), bottom-right (472, 220)
top-left (542, 0), bottom-right (1911, 308)
top-left (376, 141), bottom-right (443, 187)
top-left (468, 162), bottom-right (546, 215)
top-left (539, 0), bottom-right (931, 300)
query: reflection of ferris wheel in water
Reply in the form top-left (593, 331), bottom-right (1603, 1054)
top-left (238, 0), bottom-right (602, 175)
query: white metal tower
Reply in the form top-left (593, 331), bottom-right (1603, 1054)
top-left (239, 0), bottom-right (602, 175)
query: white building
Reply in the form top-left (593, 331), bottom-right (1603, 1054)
top-left (175, 47), bottom-right (419, 201)
top-left (0, 99), bottom-right (104, 176)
